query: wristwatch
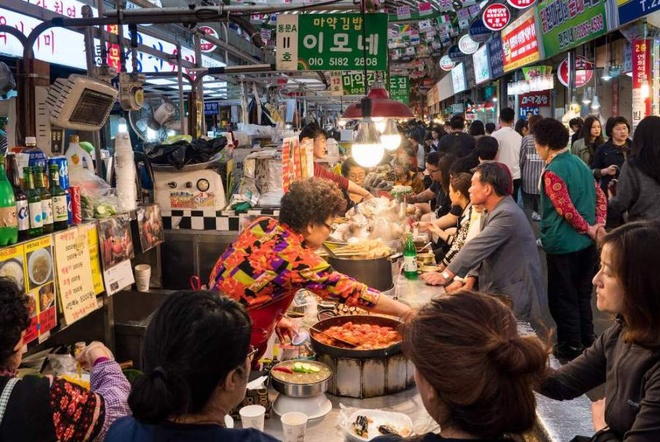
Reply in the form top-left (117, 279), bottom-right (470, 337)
top-left (441, 270), bottom-right (451, 283)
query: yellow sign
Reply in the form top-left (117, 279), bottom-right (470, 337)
top-left (81, 223), bottom-right (105, 295)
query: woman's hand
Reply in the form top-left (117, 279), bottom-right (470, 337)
top-left (601, 165), bottom-right (618, 176)
top-left (76, 342), bottom-right (114, 370)
top-left (592, 398), bottom-right (607, 432)
top-left (275, 316), bottom-right (298, 344)
top-left (445, 280), bottom-right (464, 293)
top-left (421, 272), bottom-right (447, 286)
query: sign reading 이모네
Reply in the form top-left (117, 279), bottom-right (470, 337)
top-left (537, 0), bottom-right (607, 58)
top-left (501, 8), bottom-right (541, 72)
top-left (276, 13), bottom-right (389, 71)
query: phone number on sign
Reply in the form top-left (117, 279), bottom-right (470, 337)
top-left (306, 57), bottom-right (379, 67)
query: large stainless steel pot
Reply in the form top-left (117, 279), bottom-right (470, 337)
top-left (310, 315), bottom-right (414, 398)
top-left (270, 360), bottom-right (332, 398)
top-left (327, 256), bottom-right (393, 291)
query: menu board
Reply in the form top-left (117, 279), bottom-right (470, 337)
top-left (80, 223), bottom-right (105, 295)
top-left (54, 228), bottom-right (99, 325)
top-left (23, 237), bottom-right (57, 343)
top-left (98, 215), bottom-right (136, 296)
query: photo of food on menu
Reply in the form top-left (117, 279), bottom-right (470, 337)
top-left (98, 215), bottom-right (135, 271)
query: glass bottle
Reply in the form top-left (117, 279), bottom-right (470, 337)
top-left (49, 164), bottom-right (68, 231)
top-left (0, 157), bottom-right (18, 246)
top-left (5, 154), bottom-right (28, 242)
top-left (403, 232), bottom-right (418, 280)
top-left (35, 166), bottom-right (53, 233)
top-left (24, 167), bottom-right (43, 238)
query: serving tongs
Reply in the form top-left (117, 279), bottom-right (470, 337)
top-left (311, 327), bottom-right (358, 348)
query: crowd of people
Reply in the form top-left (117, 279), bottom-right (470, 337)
top-left (1, 109), bottom-right (659, 442)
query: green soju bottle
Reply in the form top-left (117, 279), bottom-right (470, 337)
top-left (403, 232), bottom-right (418, 280)
top-left (35, 166), bottom-right (53, 234)
top-left (25, 167), bottom-right (43, 238)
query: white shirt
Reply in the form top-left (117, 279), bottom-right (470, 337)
top-left (492, 126), bottom-right (523, 179)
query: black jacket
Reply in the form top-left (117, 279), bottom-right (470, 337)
top-left (538, 318), bottom-right (660, 441)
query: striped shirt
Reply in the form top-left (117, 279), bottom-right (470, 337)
top-left (519, 134), bottom-right (544, 195)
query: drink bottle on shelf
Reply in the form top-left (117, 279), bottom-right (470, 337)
top-left (49, 164), bottom-right (69, 231)
top-left (0, 157), bottom-right (18, 246)
top-left (5, 154), bottom-right (29, 241)
top-left (24, 167), bottom-right (43, 238)
top-left (403, 231), bottom-right (418, 280)
top-left (35, 166), bottom-right (53, 234)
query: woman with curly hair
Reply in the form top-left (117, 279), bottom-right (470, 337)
top-left (208, 178), bottom-right (410, 361)
top-left (0, 277), bottom-right (130, 441)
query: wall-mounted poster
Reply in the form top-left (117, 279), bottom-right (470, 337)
top-left (137, 204), bottom-right (165, 253)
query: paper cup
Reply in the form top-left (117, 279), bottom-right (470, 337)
top-left (281, 412), bottom-right (308, 442)
top-left (134, 264), bottom-right (151, 292)
top-left (240, 404), bottom-right (266, 431)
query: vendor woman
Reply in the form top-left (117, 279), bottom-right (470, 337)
top-left (299, 123), bottom-right (373, 202)
top-left (208, 178), bottom-right (410, 360)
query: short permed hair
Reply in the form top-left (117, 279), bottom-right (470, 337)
top-left (279, 178), bottom-right (347, 232)
top-left (533, 118), bottom-right (569, 151)
top-left (0, 277), bottom-right (30, 370)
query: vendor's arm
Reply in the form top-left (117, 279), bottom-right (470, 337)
top-left (346, 179), bottom-right (373, 200)
top-left (411, 188), bottom-right (435, 203)
top-left (314, 163), bottom-right (349, 190)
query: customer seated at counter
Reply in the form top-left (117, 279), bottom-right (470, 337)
top-left (208, 178), bottom-right (411, 361)
top-left (107, 291), bottom-right (278, 442)
top-left (537, 220), bottom-right (660, 441)
top-left (375, 290), bottom-right (548, 442)
top-left (0, 277), bottom-right (131, 441)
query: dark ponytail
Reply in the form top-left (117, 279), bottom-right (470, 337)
top-left (127, 291), bottom-right (252, 423)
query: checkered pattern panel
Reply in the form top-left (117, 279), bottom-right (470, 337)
top-left (162, 209), bottom-right (280, 231)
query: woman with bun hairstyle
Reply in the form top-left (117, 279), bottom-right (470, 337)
top-left (375, 291), bottom-right (549, 441)
top-left (537, 220), bottom-right (660, 441)
top-left (107, 291), bottom-right (278, 442)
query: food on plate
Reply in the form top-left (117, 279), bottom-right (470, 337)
top-left (353, 415), bottom-right (370, 438)
top-left (270, 361), bottom-right (331, 385)
top-left (0, 260), bottom-right (24, 289)
top-left (39, 284), bottom-right (55, 310)
top-left (378, 425), bottom-right (402, 436)
top-left (29, 251), bottom-right (52, 285)
top-left (331, 239), bottom-right (393, 259)
top-left (27, 294), bottom-right (37, 317)
top-left (313, 322), bottom-right (401, 350)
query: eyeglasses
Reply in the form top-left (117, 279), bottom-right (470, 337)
top-left (322, 222), bottom-right (333, 231)
top-left (247, 345), bottom-right (258, 361)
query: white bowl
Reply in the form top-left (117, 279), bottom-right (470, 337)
top-left (28, 248), bottom-right (52, 286)
top-left (344, 409), bottom-right (413, 441)
top-left (272, 394), bottom-right (332, 420)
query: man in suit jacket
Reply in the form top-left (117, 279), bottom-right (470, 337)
top-left (422, 162), bottom-right (545, 321)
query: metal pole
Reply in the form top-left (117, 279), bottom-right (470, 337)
top-left (81, 6), bottom-right (96, 73)
top-left (176, 43), bottom-right (186, 135)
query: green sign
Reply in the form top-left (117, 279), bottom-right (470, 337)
top-left (341, 72), bottom-right (388, 95)
top-left (389, 76), bottom-right (410, 105)
top-left (276, 13), bottom-right (389, 71)
top-left (537, 0), bottom-right (608, 58)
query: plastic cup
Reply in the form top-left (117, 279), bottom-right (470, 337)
top-left (281, 411), bottom-right (308, 442)
top-left (240, 404), bottom-right (266, 431)
top-left (134, 264), bottom-right (151, 292)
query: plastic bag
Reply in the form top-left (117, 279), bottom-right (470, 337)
top-left (69, 167), bottom-right (118, 219)
top-left (143, 137), bottom-right (227, 169)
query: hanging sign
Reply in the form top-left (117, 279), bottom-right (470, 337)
top-left (488, 34), bottom-right (505, 79)
top-left (418, 2), bottom-right (433, 16)
top-left (501, 8), bottom-right (541, 72)
top-left (275, 13), bottom-right (389, 71)
top-left (537, 0), bottom-right (607, 58)
top-left (618, 0), bottom-right (660, 26)
top-left (447, 44), bottom-right (465, 61)
top-left (389, 76), bottom-right (410, 105)
top-left (631, 39), bottom-right (651, 131)
top-left (341, 71), bottom-right (388, 95)
top-left (198, 26), bottom-right (218, 53)
top-left (98, 215), bottom-right (136, 296)
top-left (452, 63), bottom-right (467, 93)
top-left (329, 71), bottom-right (343, 95)
top-left (558, 56), bottom-right (594, 88)
top-left (439, 55), bottom-right (456, 71)
top-left (396, 6), bottom-right (411, 20)
top-left (469, 18), bottom-right (491, 43)
top-left (473, 45), bottom-right (491, 84)
top-left (519, 90), bottom-right (551, 107)
top-left (459, 34), bottom-right (479, 55)
top-left (483, 3), bottom-right (511, 31)
top-left (508, 0), bottom-right (536, 9)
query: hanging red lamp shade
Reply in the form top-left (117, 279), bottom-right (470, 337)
top-left (341, 82), bottom-right (414, 119)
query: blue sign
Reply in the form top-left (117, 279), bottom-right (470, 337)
top-left (520, 107), bottom-right (540, 118)
top-left (204, 102), bottom-right (220, 115)
top-left (488, 35), bottom-right (505, 80)
top-left (447, 44), bottom-right (466, 61)
top-left (469, 18), bottom-right (491, 43)
top-left (618, 0), bottom-right (660, 26)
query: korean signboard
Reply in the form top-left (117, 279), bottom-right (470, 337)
top-left (276, 13), bottom-right (389, 71)
top-left (501, 8), bottom-right (542, 72)
top-left (631, 39), bottom-right (651, 131)
top-left (537, 0), bottom-right (608, 58)
top-left (473, 45), bottom-right (491, 84)
top-left (469, 18), bottom-right (491, 42)
top-left (508, 0), bottom-right (536, 8)
top-left (452, 63), bottom-right (467, 93)
top-left (617, 0), bottom-right (660, 26)
top-left (488, 34), bottom-right (505, 79)
top-left (340, 71), bottom-right (388, 95)
top-left (199, 26), bottom-right (218, 53)
top-left (483, 3), bottom-right (511, 31)
top-left (389, 76), bottom-right (410, 105)
top-left (558, 56), bottom-right (593, 87)
top-left (464, 56), bottom-right (476, 89)
top-left (518, 90), bottom-right (551, 107)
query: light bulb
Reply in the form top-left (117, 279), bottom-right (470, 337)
top-left (118, 117), bottom-right (128, 133)
top-left (601, 66), bottom-right (612, 81)
top-left (641, 83), bottom-right (650, 99)
top-left (581, 91), bottom-right (591, 105)
top-left (591, 95), bottom-right (601, 110)
top-left (492, 97), bottom-right (498, 103)
top-left (380, 119), bottom-right (401, 151)
top-left (352, 118), bottom-right (384, 167)
top-left (373, 117), bottom-right (387, 133)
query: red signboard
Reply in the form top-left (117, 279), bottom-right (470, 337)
top-left (507, 0), bottom-right (536, 9)
top-left (199, 26), bottom-right (218, 53)
top-left (105, 25), bottom-right (121, 71)
top-left (558, 56), bottom-right (594, 88)
top-left (632, 38), bottom-right (651, 130)
top-left (483, 3), bottom-right (511, 31)
top-left (501, 9), bottom-right (540, 72)
top-left (518, 90), bottom-right (551, 107)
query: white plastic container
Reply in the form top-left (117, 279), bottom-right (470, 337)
top-left (65, 135), bottom-right (94, 171)
top-left (114, 118), bottom-right (137, 212)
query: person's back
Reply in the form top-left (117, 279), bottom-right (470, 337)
top-left (492, 109), bottom-right (523, 197)
top-left (109, 418), bottom-right (276, 442)
top-left (438, 115), bottom-right (475, 158)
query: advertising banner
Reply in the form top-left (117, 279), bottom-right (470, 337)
top-left (501, 8), bottom-right (542, 72)
top-left (617, 0), bottom-right (660, 26)
top-left (276, 13), bottom-right (389, 71)
top-left (452, 63), bottom-right (467, 93)
top-left (473, 45), bottom-right (491, 84)
top-left (538, 0), bottom-right (608, 58)
top-left (631, 39), bottom-right (652, 131)
top-left (488, 34), bottom-right (506, 79)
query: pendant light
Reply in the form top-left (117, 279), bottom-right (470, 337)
top-left (591, 95), bottom-right (601, 110)
top-left (352, 97), bottom-right (384, 167)
top-left (380, 119), bottom-right (402, 151)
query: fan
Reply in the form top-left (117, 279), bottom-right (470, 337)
top-left (128, 94), bottom-right (183, 142)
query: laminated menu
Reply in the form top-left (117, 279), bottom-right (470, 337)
top-left (54, 227), bottom-right (99, 325)
top-left (80, 223), bottom-right (105, 295)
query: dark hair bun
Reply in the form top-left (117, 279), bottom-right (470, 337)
top-left (488, 336), bottom-right (548, 376)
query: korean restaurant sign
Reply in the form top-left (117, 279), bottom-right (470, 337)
top-left (340, 71), bottom-right (388, 95)
top-left (389, 76), bottom-right (410, 105)
top-left (518, 90), bottom-right (551, 107)
top-left (198, 26), bottom-right (218, 53)
top-left (631, 39), bottom-right (651, 131)
top-left (558, 55), bottom-right (593, 87)
top-left (617, 0), bottom-right (660, 26)
top-left (501, 8), bottom-right (541, 72)
top-left (508, 0), bottom-right (536, 8)
top-left (276, 13), bottom-right (389, 71)
top-left (483, 3), bottom-right (511, 31)
top-left (537, 0), bottom-right (607, 58)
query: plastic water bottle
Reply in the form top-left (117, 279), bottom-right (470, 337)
top-left (114, 118), bottom-right (137, 213)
